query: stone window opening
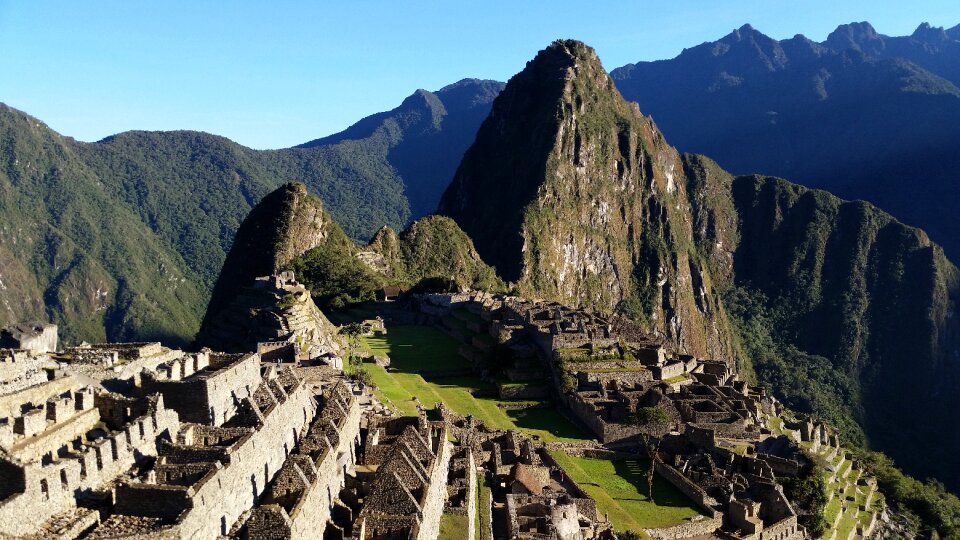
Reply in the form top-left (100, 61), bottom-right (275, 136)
top-left (39, 478), bottom-right (49, 500)
top-left (60, 469), bottom-right (68, 490)
top-left (220, 516), bottom-right (227, 536)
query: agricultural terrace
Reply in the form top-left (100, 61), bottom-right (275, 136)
top-left (550, 452), bottom-right (705, 534)
top-left (356, 325), bottom-right (587, 443)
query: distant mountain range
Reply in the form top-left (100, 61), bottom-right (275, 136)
top-left (2, 19), bottom-right (959, 495)
top-left (611, 21), bottom-right (960, 260)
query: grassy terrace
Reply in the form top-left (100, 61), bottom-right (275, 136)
top-left (358, 325), bottom-right (588, 442)
top-left (550, 452), bottom-right (705, 535)
top-left (438, 514), bottom-right (468, 540)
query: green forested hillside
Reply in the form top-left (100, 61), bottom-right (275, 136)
top-left (0, 79), bottom-right (498, 343)
top-left (290, 214), bottom-right (504, 309)
top-left (0, 104), bottom-right (205, 345)
top-left (683, 153), bottom-right (960, 491)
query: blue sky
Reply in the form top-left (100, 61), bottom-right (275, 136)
top-left (1, 1), bottom-right (958, 149)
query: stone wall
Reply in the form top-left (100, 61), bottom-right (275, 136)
top-left (653, 461), bottom-right (720, 516)
top-left (645, 513), bottom-right (723, 540)
top-left (443, 447), bottom-right (477, 540)
top-left (415, 432), bottom-right (453, 540)
top-left (141, 352), bottom-right (260, 426)
top-left (0, 395), bottom-right (179, 537)
top-left (113, 377), bottom-right (314, 539)
top-left (0, 349), bottom-right (55, 396)
top-left (3, 395), bottom-right (100, 461)
top-left (248, 383), bottom-right (363, 540)
top-left (759, 515), bottom-right (802, 540)
top-left (0, 323), bottom-right (58, 354)
top-left (0, 375), bottom-right (76, 418)
top-left (89, 342), bottom-right (163, 360)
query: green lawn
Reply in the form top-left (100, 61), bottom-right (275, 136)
top-left (477, 474), bottom-right (492, 540)
top-left (360, 326), bottom-right (588, 442)
top-left (438, 513), bottom-right (469, 540)
top-left (550, 452), bottom-right (705, 534)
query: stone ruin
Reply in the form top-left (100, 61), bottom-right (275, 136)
top-left (0, 287), bottom-right (884, 540)
top-left (0, 322), bottom-right (366, 540)
top-left (1, 321), bottom-right (58, 354)
top-left (327, 412), bottom-right (453, 540)
top-left (198, 272), bottom-right (342, 363)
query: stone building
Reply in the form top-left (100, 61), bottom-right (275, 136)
top-left (329, 413), bottom-right (453, 540)
top-left (0, 347), bottom-right (57, 397)
top-left (88, 366), bottom-right (315, 538)
top-left (245, 380), bottom-right (363, 539)
top-left (0, 385), bottom-right (178, 538)
top-left (0, 321), bottom-right (58, 354)
top-left (139, 351), bottom-right (261, 426)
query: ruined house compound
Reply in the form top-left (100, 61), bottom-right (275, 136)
top-left (0, 282), bottom-right (885, 539)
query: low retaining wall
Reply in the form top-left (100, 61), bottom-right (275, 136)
top-left (645, 513), bottom-right (723, 540)
top-left (653, 461), bottom-right (720, 517)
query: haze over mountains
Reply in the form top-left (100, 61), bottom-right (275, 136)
top-left (612, 21), bottom-right (960, 261)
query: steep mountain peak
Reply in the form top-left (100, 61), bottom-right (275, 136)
top-left (912, 22), bottom-right (950, 42)
top-left (199, 182), bottom-right (336, 333)
top-left (823, 21), bottom-right (888, 56)
top-left (439, 40), bottom-right (739, 360)
top-left (400, 88), bottom-right (445, 112)
top-left (730, 23), bottom-right (759, 39)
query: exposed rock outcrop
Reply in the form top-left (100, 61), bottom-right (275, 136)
top-left (196, 273), bottom-right (341, 355)
top-left (198, 183), bottom-right (342, 352)
top-left (200, 182), bottom-right (335, 333)
top-left (438, 40), bottom-right (739, 361)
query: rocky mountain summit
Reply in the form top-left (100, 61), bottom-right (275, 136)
top-left (439, 40), bottom-right (739, 362)
top-left (197, 183), bottom-right (343, 352)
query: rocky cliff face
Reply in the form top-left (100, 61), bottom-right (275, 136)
top-left (438, 40), bottom-right (739, 361)
top-left (199, 183), bottom-right (339, 341)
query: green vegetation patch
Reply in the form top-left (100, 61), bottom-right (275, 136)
top-left (477, 474), bottom-right (492, 540)
top-left (359, 325), bottom-right (588, 442)
top-left (438, 513), bottom-right (469, 540)
top-left (550, 452), bottom-right (704, 533)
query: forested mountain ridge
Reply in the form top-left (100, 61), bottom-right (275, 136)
top-left (683, 154), bottom-right (960, 490)
top-left (610, 21), bottom-right (960, 261)
top-left (0, 79), bottom-right (500, 343)
top-left (0, 104), bottom-right (205, 346)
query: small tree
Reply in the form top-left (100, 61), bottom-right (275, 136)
top-left (349, 365), bottom-right (372, 386)
top-left (339, 322), bottom-right (369, 364)
top-left (627, 406), bottom-right (670, 502)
